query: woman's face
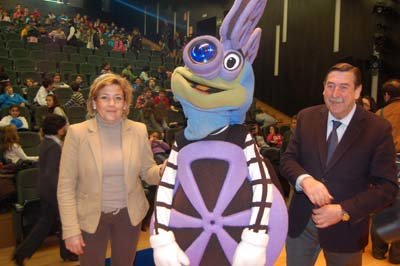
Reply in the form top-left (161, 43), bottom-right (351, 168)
top-left (93, 84), bottom-right (126, 123)
top-left (46, 96), bottom-right (54, 107)
top-left (269, 126), bottom-right (275, 134)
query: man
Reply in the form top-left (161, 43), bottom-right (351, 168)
top-left (280, 63), bottom-right (398, 266)
top-left (376, 79), bottom-right (400, 153)
top-left (371, 79), bottom-right (400, 264)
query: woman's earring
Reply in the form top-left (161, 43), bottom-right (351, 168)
top-left (93, 105), bottom-right (96, 110)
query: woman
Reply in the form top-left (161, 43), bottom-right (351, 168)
top-left (360, 95), bottom-right (377, 113)
top-left (45, 94), bottom-right (69, 124)
top-left (12, 114), bottom-right (77, 266)
top-left (58, 73), bottom-right (162, 266)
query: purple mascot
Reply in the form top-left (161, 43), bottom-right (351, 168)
top-left (150, 0), bottom-right (288, 265)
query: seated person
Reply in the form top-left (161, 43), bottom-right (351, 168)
top-left (34, 78), bottom-right (54, 106)
top-left (64, 82), bottom-right (85, 108)
top-left (0, 85), bottom-right (27, 109)
top-left (46, 95), bottom-right (69, 125)
top-left (0, 105), bottom-right (29, 130)
top-left (135, 88), bottom-right (153, 110)
top-left (21, 78), bottom-right (39, 99)
top-left (52, 73), bottom-right (70, 90)
top-left (2, 125), bottom-right (38, 164)
top-left (149, 130), bottom-right (170, 164)
top-left (265, 125), bottom-right (283, 148)
top-left (70, 75), bottom-right (86, 89)
top-left (121, 63), bottom-right (136, 83)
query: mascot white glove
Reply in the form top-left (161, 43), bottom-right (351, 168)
top-left (150, 230), bottom-right (190, 266)
top-left (232, 228), bottom-right (269, 266)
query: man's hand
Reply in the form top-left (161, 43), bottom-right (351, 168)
top-left (311, 204), bottom-right (343, 228)
top-left (301, 176), bottom-right (333, 207)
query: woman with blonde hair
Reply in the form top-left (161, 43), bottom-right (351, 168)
top-left (58, 73), bottom-right (162, 266)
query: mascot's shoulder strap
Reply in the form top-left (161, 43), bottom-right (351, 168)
top-left (175, 124), bottom-right (250, 150)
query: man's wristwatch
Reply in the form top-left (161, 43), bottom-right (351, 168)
top-left (341, 209), bottom-right (350, 222)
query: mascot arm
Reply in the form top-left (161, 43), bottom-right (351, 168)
top-left (152, 142), bottom-right (189, 266)
top-left (233, 133), bottom-right (272, 265)
top-left (153, 142), bottom-right (178, 231)
top-left (150, 231), bottom-right (190, 266)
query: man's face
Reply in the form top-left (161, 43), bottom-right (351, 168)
top-left (323, 71), bottom-right (361, 119)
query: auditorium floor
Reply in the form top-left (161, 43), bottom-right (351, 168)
top-left (0, 229), bottom-right (394, 266)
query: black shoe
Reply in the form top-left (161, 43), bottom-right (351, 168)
top-left (11, 253), bottom-right (25, 266)
top-left (61, 254), bottom-right (79, 262)
top-left (372, 252), bottom-right (386, 260)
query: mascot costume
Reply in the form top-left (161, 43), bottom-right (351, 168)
top-left (150, 0), bottom-right (288, 265)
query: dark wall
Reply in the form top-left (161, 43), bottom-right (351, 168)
top-left (254, 0), bottom-right (400, 115)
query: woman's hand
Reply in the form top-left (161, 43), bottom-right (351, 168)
top-left (65, 234), bottom-right (86, 255)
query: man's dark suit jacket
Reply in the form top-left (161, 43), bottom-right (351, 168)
top-left (37, 137), bottom-right (61, 210)
top-left (281, 104), bottom-right (398, 253)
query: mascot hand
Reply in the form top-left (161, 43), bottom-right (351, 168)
top-left (232, 228), bottom-right (269, 266)
top-left (150, 231), bottom-right (190, 266)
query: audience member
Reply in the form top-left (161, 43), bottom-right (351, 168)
top-left (100, 62), bottom-right (112, 74)
top-left (34, 78), bottom-right (54, 106)
top-left (281, 115), bottom-right (297, 153)
top-left (280, 63), bottom-right (398, 266)
top-left (139, 65), bottom-right (150, 83)
top-left (135, 88), bottom-right (153, 110)
top-left (0, 85), bottom-right (27, 109)
top-left (360, 95), bottom-right (377, 113)
top-left (371, 79), bottom-right (400, 264)
top-left (2, 125), bottom-right (38, 164)
top-left (0, 105), bottom-right (29, 130)
top-left (21, 78), bottom-right (39, 99)
top-left (48, 27), bottom-right (66, 45)
top-left (12, 114), bottom-right (77, 266)
top-left (46, 94), bottom-right (69, 124)
top-left (266, 125), bottom-right (283, 148)
top-left (52, 73), bottom-right (70, 89)
top-left (112, 34), bottom-right (126, 53)
top-left (375, 79), bottom-right (400, 153)
top-left (0, 65), bottom-right (10, 90)
top-left (149, 131), bottom-right (170, 164)
top-left (64, 82), bottom-right (86, 108)
top-left (121, 63), bottom-right (136, 83)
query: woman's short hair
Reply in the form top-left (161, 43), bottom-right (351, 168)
top-left (42, 114), bottom-right (67, 135)
top-left (87, 73), bottom-right (133, 117)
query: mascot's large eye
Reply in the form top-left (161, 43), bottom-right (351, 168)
top-left (190, 41), bottom-right (217, 63)
top-left (223, 52), bottom-right (242, 71)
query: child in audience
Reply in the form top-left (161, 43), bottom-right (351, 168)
top-left (52, 73), bottom-right (70, 89)
top-left (64, 82), bottom-right (86, 108)
top-left (0, 104), bottom-right (29, 130)
top-left (34, 78), bottom-right (54, 106)
top-left (149, 130), bottom-right (170, 164)
top-left (46, 94), bottom-right (69, 124)
top-left (266, 125), bottom-right (283, 148)
top-left (21, 78), bottom-right (39, 99)
top-left (2, 125), bottom-right (38, 164)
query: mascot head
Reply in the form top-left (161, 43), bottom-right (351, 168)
top-left (171, 0), bottom-right (267, 140)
